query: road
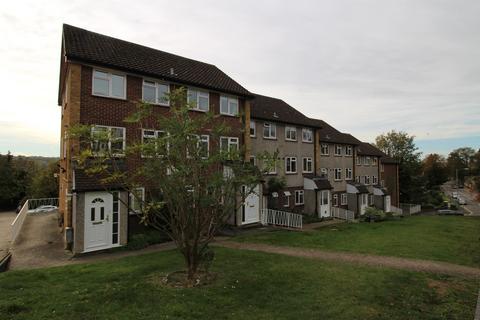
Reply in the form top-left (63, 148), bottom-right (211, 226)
top-left (441, 182), bottom-right (480, 215)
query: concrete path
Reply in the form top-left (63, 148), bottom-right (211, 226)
top-left (214, 241), bottom-right (480, 279)
top-left (0, 211), bottom-right (16, 258)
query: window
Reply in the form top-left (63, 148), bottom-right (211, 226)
top-left (284, 191), bottom-right (291, 207)
top-left (303, 157), bottom-right (313, 173)
top-left (285, 126), bottom-right (297, 141)
top-left (345, 146), bottom-right (353, 156)
top-left (355, 176), bottom-right (360, 183)
top-left (335, 145), bottom-right (342, 156)
top-left (334, 168), bottom-right (342, 181)
top-left (321, 143), bottom-right (329, 155)
top-left (198, 135), bottom-right (209, 158)
top-left (365, 176), bottom-right (370, 185)
top-left (220, 96), bottom-right (239, 116)
top-left (220, 137), bottom-right (239, 152)
top-left (341, 193), bottom-right (348, 205)
top-left (302, 128), bottom-right (313, 143)
top-left (320, 167), bottom-right (328, 177)
top-left (333, 194), bottom-right (338, 206)
top-left (364, 157), bottom-right (371, 165)
top-left (380, 163), bottom-right (385, 172)
top-left (295, 190), bottom-right (304, 205)
top-left (356, 156), bottom-right (362, 165)
top-left (250, 120), bottom-right (256, 137)
top-left (249, 155), bottom-right (256, 166)
top-left (112, 192), bottom-right (120, 244)
top-left (92, 70), bottom-right (126, 99)
top-left (372, 157), bottom-right (378, 165)
top-left (345, 168), bottom-right (353, 180)
top-left (142, 80), bottom-right (169, 106)
top-left (142, 129), bottom-right (168, 156)
top-left (285, 157), bottom-right (297, 174)
top-left (188, 89), bottom-right (209, 111)
top-left (129, 187), bottom-right (145, 214)
top-left (91, 126), bottom-right (126, 155)
top-left (372, 175), bottom-right (378, 185)
top-left (263, 122), bottom-right (276, 139)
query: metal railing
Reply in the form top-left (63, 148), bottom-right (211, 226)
top-left (27, 198), bottom-right (59, 211)
top-left (331, 207), bottom-right (355, 221)
top-left (260, 208), bottom-right (303, 229)
top-left (11, 200), bottom-right (29, 242)
top-left (400, 203), bottom-right (421, 215)
top-left (390, 205), bottom-right (403, 215)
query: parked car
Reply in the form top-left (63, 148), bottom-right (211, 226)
top-left (452, 192), bottom-right (458, 199)
top-left (437, 209), bottom-right (463, 216)
top-left (458, 198), bottom-right (467, 205)
top-left (30, 205), bottom-right (58, 213)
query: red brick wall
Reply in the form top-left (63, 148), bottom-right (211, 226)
top-left (382, 163), bottom-right (399, 206)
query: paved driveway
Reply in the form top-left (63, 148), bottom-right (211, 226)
top-left (0, 211), bottom-right (16, 258)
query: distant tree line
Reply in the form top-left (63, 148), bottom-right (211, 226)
top-left (0, 152), bottom-right (59, 210)
top-left (375, 131), bottom-right (480, 207)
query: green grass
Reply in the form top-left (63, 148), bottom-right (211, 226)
top-left (0, 248), bottom-right (477, 320)
top-left (234, 216), bottom-right (480, 267)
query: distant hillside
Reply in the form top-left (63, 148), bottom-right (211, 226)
top-left (14, 156), bottom-right (59, 168)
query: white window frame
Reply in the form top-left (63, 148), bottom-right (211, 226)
top-left (263, 122), bottom-right (277, 139)
top-left (356, 156), bottom-right (362, 165)
top-left (372, 157), bottom-right (378, 165)
top-left (250, 120), bottom-right (256, 137)
top-left (284, 194), bottom-right (290, 207)
top-left (302, 157), bottom-right (313, 173)
top-left (345, 168), bottom-right (353, 180)
top-left (91, 125), bottom-right (126, 156)
top-left (321, 143), bottom-right (329, 155)
top-left (92, 69), bottom-right (126, 99)
top-left (187, 88), bottom-right (209, 112)
top-left (302, 128), bottom-right (313, 143)
top-left (333, 194), bottom-right (338, 206)
top-left (345, 146), bottom-right (353, 156)
top-left (285, 126), bottom-right (297, 141)
top-left (381, 163), bottom-right (385, 172)
top-left (142, 79), bottom-right (170, 106)
top-left (294, 190), bottom-right (304, 205)
top-left (285, 157), bottom-right (297, 174)
top-left (334, 168), bottom-right (342, 181)
top-left (335, 145), bottom-right (342, 156)
top-left (129, 187), bottom-right (145, 215)
top-left (341, 193), bottom-right (348, 205)
top-left (365, 176), bottom-right (370, 185)
top-left (365, 157), bottom-right (371, 165)
top-left (372, 175), bottom-right (378, 185)
top-left (197, 134), bottom-right (210, 159)
top-left (265, 158), bottom-right (277, 175)
top-left (220, 96), bottom-right (239, 116)
top-left (220, 136), bottom-right (239, 152)
top-left (142, 129), bottom-right (169, 157)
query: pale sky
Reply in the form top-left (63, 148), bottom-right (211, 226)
top-left (1, 0), bottom-right (479, 157)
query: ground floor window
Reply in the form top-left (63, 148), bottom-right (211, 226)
top-left (341, 193), bottom-right (348, 205)
top-left (284, 191), bottom-right (291, 207)
top-left (294, 190), bottom-right (304, 205)
top-left (112, 192), bottom-right (119, 245)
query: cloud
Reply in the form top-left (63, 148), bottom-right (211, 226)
top-left (0, 0), bottom-right (479, 156)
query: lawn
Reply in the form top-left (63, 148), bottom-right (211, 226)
top-left (0, 248), bottom-right (478, 320)
top-left (234, 216), bottom-right (480, 267)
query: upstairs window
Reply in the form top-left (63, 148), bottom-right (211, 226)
top-left (188, 89), bottom-right (209, 112)
top-left (142, 129), bottom-right (168, 157)
top-left (91, 125), bottom-right (126, 156)
top-left (372, 157), bottom-right (378, 165)
top-left (263, 123), bottom-right (276, 139)
top-left (285, 126), bottom-right (297, 141)
top-left (372, 176), bottom-right (378, 185)
top-left (285, 157), bottom-right (297, 174)
top-left (356, 156), bottom-right (362, 165)
top-left (302, 128), bottom-right (313, 143)
top-left (92, 70), bottom-right (126, 99)
top-left (142, 80), bottom-right (169, 106)
top-left (303, 157), bottom-right (313, 173)
top-left (335, 145), bottom-right (343, 156)
top-left (250, 120), bottom-right (256, 137)
top-left (321, 143), bottom-right (329, 155)
top-left (334, 168), bottom-right (342, 181)
top-left (364, 176), bottom-right (371, 185)
top-left (295, 190), bottom-right (304, 205)
top-left (364, 157), bottom-right (371, 165)
top-left (345, 146), bottom-right (353, 156)
top-left (341, 193), bottom-right (348, 205)
top-left (345, 168), bottom-right (353, 180)
top-left (220, 137), bottom-right (239, 152)
top-left (220, 96), bottom-right (239, 116)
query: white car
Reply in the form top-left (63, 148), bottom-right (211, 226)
top-left (32, 205), bottom-right (58, 213)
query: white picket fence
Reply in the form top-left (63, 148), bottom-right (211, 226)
top-left (260, 209), bottom-right (303, 229)
top-left (331, 207), bottom-right (355, 221)
top-left (11, 200), bottom-right (30, 242)
top-left (400, 203), bottom-right (421, 215)
top-left (27, 198), bottom-right (59, 211)
top-left (390, 205), bottom-right (403, 215)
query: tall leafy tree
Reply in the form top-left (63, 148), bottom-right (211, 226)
top-left (446, 147), bottom-right (476, 184)
top-left (422, 153), bottom-right (448, 188)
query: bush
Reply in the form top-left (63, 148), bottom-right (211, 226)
top-left (123, 228), bottom-right (170, 251)
top-left (363, 207), bottom-right (387, 222)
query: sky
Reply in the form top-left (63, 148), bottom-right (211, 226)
top-left (1, 0), bottom-right (479, 157)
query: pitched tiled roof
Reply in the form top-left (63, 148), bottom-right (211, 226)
top-left (62, 24), bottom-right (251, 97)
top-left (308, 119), bottom-right (361, 145)
top-left (357, 142), bottom-right (386, 157)
top-left (251, 94), bottom-right (314, 127)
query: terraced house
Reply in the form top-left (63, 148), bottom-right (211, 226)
top-left (57, 24), bottom-right (399, 253)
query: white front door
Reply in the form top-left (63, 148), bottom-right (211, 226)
top-left (84, 192), bottom-right (113, 252)
top-left (384, 195), bottom-right (391, 212)
top-left (318, 190), bottom-right (331, 218)
top-left (241, 185), bottom-right (260, 224)
top-left (360, 194), bottom-right (368, 215)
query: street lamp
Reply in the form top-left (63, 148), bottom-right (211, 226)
top-left (455, 167), bottom-right (469, 188)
